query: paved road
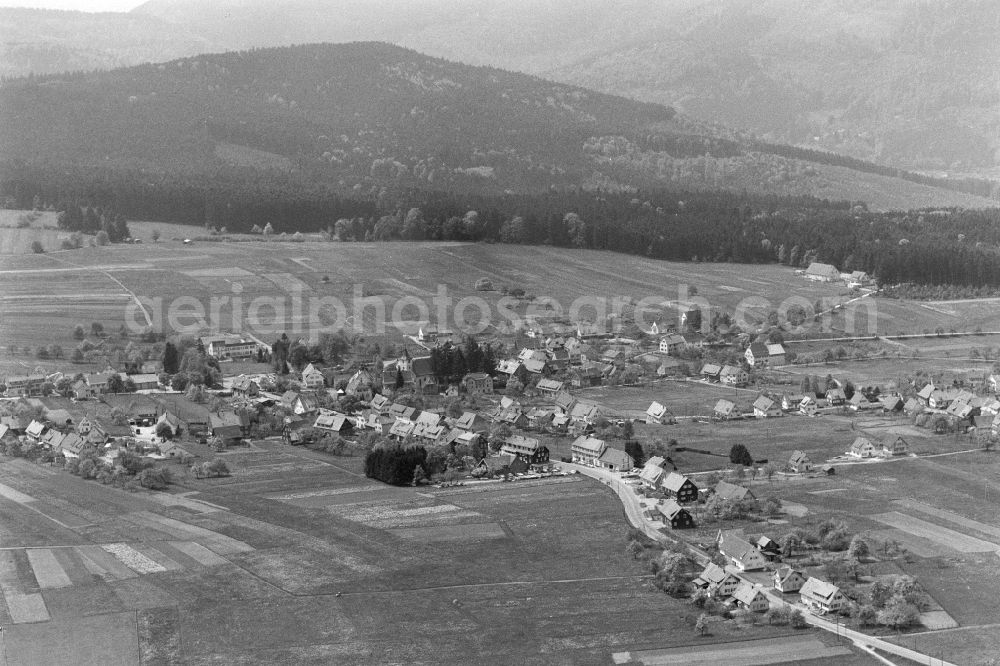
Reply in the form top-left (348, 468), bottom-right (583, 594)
top-left (562, 462), bottom-right (958, 666)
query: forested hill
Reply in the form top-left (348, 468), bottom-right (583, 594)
top-left (0, 42), bottom-right (994, 211)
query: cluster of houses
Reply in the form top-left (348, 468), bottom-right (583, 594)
top-left (3, 369), bottom-right (162, 399)
top-left (846, 435), bottom-right (909, 459)
top-left (692, 530), bottom-right (850, 616)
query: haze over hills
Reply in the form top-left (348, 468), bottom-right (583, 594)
top-left (1, 0), bottom-right (997, 176)
top-left (0, 41), bottom-right (994, 210)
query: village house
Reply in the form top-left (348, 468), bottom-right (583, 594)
top-left (210, 411), bottom-right (248, 446)
top-left (903, 396), bottom-right (924, 415)
top-left (570, 435), bottom-right (606, 466)
top-left (781, 394), bottom-right (804, 411)
top-left (3, 374), bottom-right (46, 397)
top-left (462, 373), bottom-right (493, 395)
top-left (752, 395), bottom-right (782, 418)
top-left (662, 471), bottom-right (698, 503)
top-left (388, 402), bottom-right (417, 422)
top-left (597, 447), bottom-right (633, 472)
top-left (916, 383), bottom-right (936, 405)
top-left (766, 343), bottom-right (786, 367)
top-left (990, 374), bottom-right (1000, 394)
top-left (713, 480), bottom-right (755, 503)
top-left (657, 499), bottom-right (694, 529)
top-left (526, 407), bottom-right (554, 429)
top-left (313, 411), bottom-right (353, 435)
top-left (127, 373), bottom-right (160, 391)
top-left (788, 450), bottom-right (812, 473)
top-left (388, 419), bottom-right (416, 441)
top-left (879, 394), bottom-right (904, 412)
top-left (773, 566), bottom-right (807, 593)
top-left (156, 411), bottom-right (182, 438)
top-left (57, 432), bottom-right (87, 458)
top-left (645, 401), bottom-right (674, 424)
top-left (799, 396), bottom-right (819, 416)
top-left (929, 387), bottom-right (961, 410)
top-left (72, 379), bottom-right (95, 400)
top-left (713, 399), bottom-right (740, 420)
top-left (200, 333), bottom-right (264, 360)
top-left (44, 408), bottom-right (75, 428)
top-left (848, 392), bottom-right (879, 411)
top-left (805, 262), bottom-right (840, 282)
top-left (344, 368), bottom-right (377, 400)
top-left (500, 435), bottom-right (550, 465)
top-left (848, 436), bottom-right (877, 458)
top-left (301, 363), bottom-right (326, 390)
top-left (881, 435), bottom-right (909, 457)
top-left (553, 391), bottom-right (577, 415)
top-left (535, 378), bottom-right (564, 397)
top-left (152, 395), bottom-right (210, 435)
top-left (799, 577), bottom-right (849, 614)
top-left (496, 360), bottom-right (529, 385)
top-left (717, 531), bottom-right (768, 571)
top-left (692, 563), bottom-right (741, 598)
top-left (756, 536), bottom-right (782, 561)
top-left (569, 401), bottom-right (600, 426)
top-left (825, 387), bottom-right (846, 406)
top-left (638, 456), bottom-right (669, 489)
top-left (570, 364), bottom-right (603, 388)
top-left (729, 581), bottom-right (770, 613)
top-left (720, 365), bottom-right (749, 387)
top-left (744, 342), bottom-right (769, 368)
top-left (658, 334), bottom-right (686, 356)
top-left (84, 372), bottom-right (116, 394)
top-left (846, 270), bottom-right (872, 288)
top-left (369, 393), bottom-right (391, 415)
top-left (700, 363), bottom-right (722, 382)
top-left (231, 376), bottom-right (260, 398)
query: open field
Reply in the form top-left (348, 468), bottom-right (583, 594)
top-left (1, 234), bottom-right (850, 352)
top-left (0, 445), bottom-right (827, 664)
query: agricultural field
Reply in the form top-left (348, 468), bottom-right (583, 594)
top-left (0, 444), bottom-right (841, 665)
top-left (0, 210), bottom-right (81, 255)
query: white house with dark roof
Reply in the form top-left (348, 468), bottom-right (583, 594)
top-left (720, 365), bottom-right (748, 387)
top-left (658, 334), bottom-right (686, 356)
top-left (638, 456), bottom-right (669, 489)
top-left (713, 399), bottom-right (740, 420)
top-left (848, 436), bottom-right (877, 458)
top-left (773, 566), bottom-right (807, 593)
top-left (788, 450), bottom-right (812, 473)
top-left (752, 395), bottom-right (781, 418)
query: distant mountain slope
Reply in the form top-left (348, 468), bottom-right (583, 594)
top-left (0, 42), bottom-right (993, 209)
top-left (0, 7), bottom-right (213, 77)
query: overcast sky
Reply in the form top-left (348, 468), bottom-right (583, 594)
top-left (0, 0), bottom-right (143, 10)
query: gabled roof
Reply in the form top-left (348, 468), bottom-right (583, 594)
top-left (313, 412), bottom-right (351, 431)
top-left (598, 447), bottom-right (632, 468)
top-left (58, 432), bottom-right (86, 455)
top-left (800, 577), bottom-right (842, 602)
top-left (647, 401), bottom-right (669, 418)
top-left (569, 401), bottom-right (599, 421)
top-left (714, 480), bottom-right (752, 501)
top-left (753, 396), bottom-right (775, 412)
top-left (411, 356), bottom-right (434, 378)
top-left (658, 498), bottom-right (688, 520)
top-left (849, 436), bottom-right (875, 453)
top-left (917, 383), bottom-right (935, 400)
top-left (232, 375), bottom-right (259, 392)
top-left (748, 341), bottom-right (768, 357)
top-left (717, 532), bottom-right (761, 565)
top-left (370, 394), bottom-right (391, 410)
top-left (571, 435), bottom-right (606, 454)
top-left (714, 399), bottom-right (737, 414)
top-left (415, 411), bottom-right (441, 427)
top-left (731, 581), bottom-right (765, 606)
top-left (639, 457), bottom-right (668, 484)
top-left (701, 363), bottom-right (722, 375)
top-left (389, 420), bottom-right (415, 438)
top-left (536, 378), bottom-right (564, 392)
top-left (805, 262), bottom-right (839, 278)
top-left (454, 411), bottom-right (477, 430)
top-left (0, 424), bottom-right (9, 441)
top-left (554, 391), bottom-right (576, 411)
top-left (695, 562), bottom-right (731, 586)
top-left (26, 420), bottom-right (46, 437)
top-left (720, 365), bottom-right (744, 377)
top-left (662, 471), bottom-right (694, 493)
top-left (789, 449), bottom-right (810, 464)
top-left (766, 343), bottom-right (785, 356)
top-left (775, 565), bottom-right (805, 585)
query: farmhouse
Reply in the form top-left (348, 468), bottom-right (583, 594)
top-left (903, 397), bottom-right (924, 415)
top-left (128, 374), bottom-right (160, 391)
top-left (638, 456), bottom-right (669, 489)
top-left (152, 395), bottom-right (210, 434)
top-left (766, 343), bottom-right (786, 366)
top-left (719, 365), bottom-right (748, 387)
top-left (805, 262), bottom-right (840, 282)
top-left (657, 499), bottom-right (694, 529)
top-left (717, 531), bottom-right (767, 571)
top-left (756, 536), bottom-right (781, 561)
top-left (570, 364), bottom-right (603, 388)
top-left (693, 563), bottom-right (741, 598)
top-left (848, 436), bottom-right (877, 458)
top-left (662, 472), bottom-right (698, 503)
top-left (881, 435), bottom-right (909, 457)
top-left (313, 411), bottom-right (353, 434)
top-left (645, 401), bottom-right (673, 424)
top-left (713, 399), bottom-right (740, 420)
top-left (658, 334), bottom-right (686, 356)
top-left (752, 395), bottom-right (781, 418)
top-left (597, 447), bottom-right (634, 472)
top-left (781, 394), bottom-right (804, 411)
top-left (930, 388), bottom-right (961, 410)
top-left (84, 372), bottom-right (115, 394)
top-left (799, 577), bottom-right (849, 614)
top-left (569, 401), bottom-right (600, 425)
top-left (462, 372), bottom-right (494, 395)
top-left (879, 394), bottom-right (904, 412)
top-left (774, 566), bottom-right (807, 593)
top-left (729, 581), bottom-right (769, 613)
top-left (571, 435), bottom-right (606, 465)
top-left (389, 402), bottom-right (417, 422)
top-left (916, 383), bottom-right (936, 405)
top-left (26, 419), bottom-right (46, 440)
top-left (369, 394), bottom-right (391, 414)
top-left (788, 450), bottom-right (812, 473)
top-left (72, 380), bottom-right (95, 400)
top-left (388, 419), bottom-right (416, 440)
top-left (156, 411), bottom-right (182, 438)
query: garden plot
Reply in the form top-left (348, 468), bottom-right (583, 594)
top-left (329, 500), bottom-right (486, 529)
